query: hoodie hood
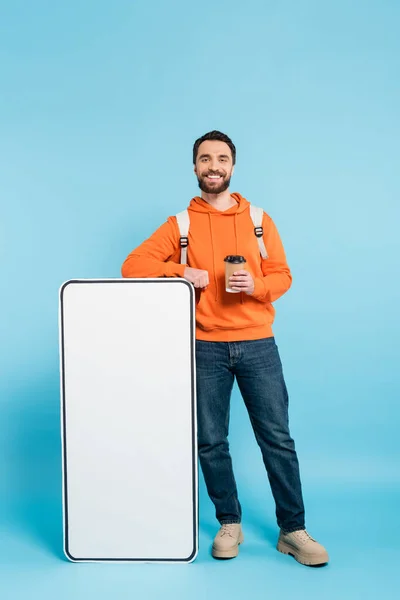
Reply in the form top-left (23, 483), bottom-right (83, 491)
top-left (188, 192), bottom-right (250, 215)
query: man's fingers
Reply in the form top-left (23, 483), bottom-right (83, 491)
top-left (229, 278), bottom-right (249, 285)
top-left (197, 274), bottom-right (209, 288)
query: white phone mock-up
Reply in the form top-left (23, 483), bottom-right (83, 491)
top-left (59, 279), bottom-right (198, 563)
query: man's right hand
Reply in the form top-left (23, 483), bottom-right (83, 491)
top-left (183, 267), bottom-right (209, 289)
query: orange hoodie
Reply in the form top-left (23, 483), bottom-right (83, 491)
top-left (121, 193), bottom-right (292, 342)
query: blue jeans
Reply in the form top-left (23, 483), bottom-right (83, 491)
top-left (195, 337), bottom-right (305, 533)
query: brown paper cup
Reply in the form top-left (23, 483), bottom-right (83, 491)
top-left (224, 256), bottom-right (247, 293)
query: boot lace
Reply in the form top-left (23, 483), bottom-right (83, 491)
top-left (220, 524), bottom-right (237, 538)
top-left (291, 529), bottom-right (315, 544)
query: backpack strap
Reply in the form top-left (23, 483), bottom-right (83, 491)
top-left (250, 205), bottom-right (268, 259)
top-left (176, 205), bottom-right (268, 264)
top-left (175, 209), bottom-right (190, 264)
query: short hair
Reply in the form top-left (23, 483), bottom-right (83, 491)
top-left (193, 130), bottom-right (236, 165)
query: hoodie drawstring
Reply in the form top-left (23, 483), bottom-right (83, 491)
top-left (207, 210), bottom-right (243, 304)
top-left (233, 214), bottom-right (243, 305)
top-left (208, 213), bottom-right (219, 301)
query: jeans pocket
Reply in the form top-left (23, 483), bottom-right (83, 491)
top-left (257, 338), bottom-right (282, 370)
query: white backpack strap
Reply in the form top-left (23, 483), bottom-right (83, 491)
top-left (175, 209), bottom-right (190, 264)
top-left (250, 205), bottom-right (268, 259)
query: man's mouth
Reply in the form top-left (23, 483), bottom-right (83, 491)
top-left (206, 174), bottom-right (223, 181)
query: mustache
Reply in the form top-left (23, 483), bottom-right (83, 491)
top-left (203, 171), bottom-right (225, 177)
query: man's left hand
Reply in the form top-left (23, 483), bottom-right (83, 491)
top-left (229, 270), bottom-right (255, 295)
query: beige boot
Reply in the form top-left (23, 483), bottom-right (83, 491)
top-left (277, 529), bottom-right (329, 566)
top-left (212, 523), bottom-right (244, 559)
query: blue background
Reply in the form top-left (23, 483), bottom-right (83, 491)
top-left (1, 0), bottom-right (399, 598)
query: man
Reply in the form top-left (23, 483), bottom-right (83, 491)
top-left (121, 130), bottom-right (328, 566)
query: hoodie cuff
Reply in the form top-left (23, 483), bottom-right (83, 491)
top-left (164, 261), bottom-right (187, 277)
top-left (252, 277), bottom-right (269, 301)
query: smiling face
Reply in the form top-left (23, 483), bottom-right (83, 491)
top-left (194, 140), bottom-right (235, 194)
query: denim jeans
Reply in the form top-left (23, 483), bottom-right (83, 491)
top-left (195, 337), bottom-right (305, 533)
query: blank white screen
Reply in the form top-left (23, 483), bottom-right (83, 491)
top-left (60, 279), bottom-right (197, 562)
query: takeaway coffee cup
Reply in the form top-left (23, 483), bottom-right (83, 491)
top-left (224, 255), bottom-right (247, 293)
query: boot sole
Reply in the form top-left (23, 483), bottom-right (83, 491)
top-left (277, 540), bottom-right (329, 566)
top-left (212, 532), bottom-right (244, 559)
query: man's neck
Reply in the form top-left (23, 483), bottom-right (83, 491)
top-left (201, 189), bottom-right (236, 211)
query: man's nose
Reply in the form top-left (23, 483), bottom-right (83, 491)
top-left (210, 158), bottom-right (219, 171)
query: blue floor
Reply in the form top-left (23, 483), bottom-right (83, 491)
top-left (1, 482), bottom-right (399, 600)
top-left (1, 379), bottom-right (399, 599)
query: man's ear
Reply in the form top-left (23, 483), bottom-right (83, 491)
top-left (194, 165), bottom-right (197, 175)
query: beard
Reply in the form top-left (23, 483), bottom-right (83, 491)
top-left (197, 172), bottom-right (231, 194)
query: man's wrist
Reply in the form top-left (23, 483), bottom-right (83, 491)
top-left (251, 277), bottom-right (268, 300)
top-left (164, 261), bottom-right (187, 277)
